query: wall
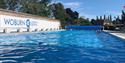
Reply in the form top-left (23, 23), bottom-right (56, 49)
top-left (0, 9), bottom-right (61, 33)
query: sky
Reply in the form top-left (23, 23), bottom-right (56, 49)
top-left (54, 0), bottom-right (125, 19)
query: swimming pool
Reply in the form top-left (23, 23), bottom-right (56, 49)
top-left (0, 30), bottom-right (125, 63)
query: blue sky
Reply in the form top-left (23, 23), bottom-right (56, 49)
top-left (55, 0), bottom-right (125, 19)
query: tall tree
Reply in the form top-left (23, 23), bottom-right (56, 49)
top-left (50, 3), bottom-right (69, 28)
top-left (96, 16), bottom-right (99, 20)
top-left (91, 19), bottom-right (96, 25)
top-left (94, 16), bottom-right (104, 25)
top-left (109, 15), bottom-right (112, 21)
top-left (121, 10), bottom-right (125, 25)
top-left (104, 15), bottom-right (106, 20)
top-left (65, 8), bottom-right (79, 25)
top-left (100, 16), bottom-right (102, 20)
top-left (116, 16), bottom-right (121, 24)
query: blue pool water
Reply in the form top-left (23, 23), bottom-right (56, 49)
top-left (0, 30), bottom-right (125, 63)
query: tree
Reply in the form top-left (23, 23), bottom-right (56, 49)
top-left (116, 16), bottom-right (121, 24)
top-left (0, 0), bottom-right (22, 11)
top-left (21, 0), bottom-right (51, 17)
top-left (121, 10), bottom-right (125, 26)
top-left (100, 16), bottom-right (102, 20)
top-left (0, 0), bottom-right (51, 17)
top-left (79, 17), bottom-right (92, 26)
top-left (93, 16), bottom-right (104, 25)
top-left (104, 15), bottom-right (106, 20)
top-left (91, 19), bottom-right (96, 25)
top-left (66, 8), bottom-right (79, 19)
top-left (109, 15), bottom-right (112, 21)
top-left (65, 8), bottom-right (79, 25)
top-left (0, 0), bottom-right (93, 28)
top-left (5, 0), bottom-right (19, 11)
top-left (50, 3), bottom-right (69, 28)
top-left (0, 0), bottom-right (6, 9)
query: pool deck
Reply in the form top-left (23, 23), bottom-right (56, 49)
top-left (104, 30), bottom-right (125, 40)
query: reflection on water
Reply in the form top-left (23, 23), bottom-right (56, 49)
top-left (0, 30), bottom-right (125, 63)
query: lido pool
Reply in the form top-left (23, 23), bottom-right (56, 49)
top-left (0, 30), bottom-right (125, 63)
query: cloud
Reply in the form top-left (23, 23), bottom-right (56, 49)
top-left (63, 2), bottom-right (95, 19)
top-left (63, 2), bottom-right (82, 9)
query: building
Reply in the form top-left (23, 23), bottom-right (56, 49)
top-left (0, 9), bottom-right (61, 33)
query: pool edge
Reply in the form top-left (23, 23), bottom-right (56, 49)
top-left (103, 30), bottom-right (125, 40)
top-left (0, 29), bottom-right (66, 36)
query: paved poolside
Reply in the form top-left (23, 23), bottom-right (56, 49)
top-left (104, 30), bottom-right (125, 40)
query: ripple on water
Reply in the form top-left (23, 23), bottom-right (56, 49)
top-left (0, 30), bottom-right (125, 63)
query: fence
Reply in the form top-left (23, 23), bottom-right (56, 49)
top-left (65, 26), bottom-right (103, 30)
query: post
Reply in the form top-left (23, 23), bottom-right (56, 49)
top-left (27, 28), bottom-right (31, 32)
top-left (3, 28), bottom-right (10, 33)
top-left (17, 28), bottom-right (23, 32)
